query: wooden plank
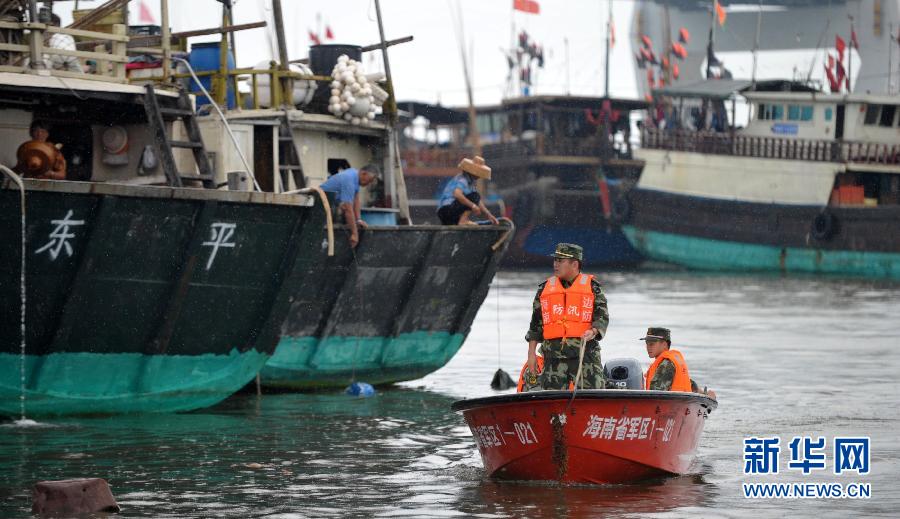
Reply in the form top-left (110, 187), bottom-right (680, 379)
top-left (46, 25), bottom-right (130, 42)
top-left (41, 47), bottom-right (129, 63)
top-left (50, 69), bottom-right (127, 83)
top-left (0, 43), bottom-right (29, 52)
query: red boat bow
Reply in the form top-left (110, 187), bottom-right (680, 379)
top-left (451, 390), bottom-right (717, 484)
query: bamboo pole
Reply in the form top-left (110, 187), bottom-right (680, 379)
top-left (160, 0), bottom-right (170, 82)
top-left (271, 0), bottom-right (292, 107)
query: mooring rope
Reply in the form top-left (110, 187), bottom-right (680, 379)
top-left (285, 186), bottom-right (334, 257)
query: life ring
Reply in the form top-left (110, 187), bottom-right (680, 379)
top-left (611, 196), bottom-right (632, 223)
top-left (811, 211), bottom-right (835, 240)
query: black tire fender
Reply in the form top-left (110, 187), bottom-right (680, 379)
top-left (811, 211), bottom-right (835, 241)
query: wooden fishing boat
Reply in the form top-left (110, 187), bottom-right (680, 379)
top-left (451, 389), bottom-right (717, 484)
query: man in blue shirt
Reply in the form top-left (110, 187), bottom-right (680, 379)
top-left (437, 156), bottom-right (498, 225)
top-left (319, 163), bottom-right (380, 248)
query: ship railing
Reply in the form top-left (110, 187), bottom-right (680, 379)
top-left (400, 147), bottom-right (473, 170)
top-left (641, 128), bottom-right (900, 166)
top-left (482, 141), bottom-right (535, 163)
top-left (0, 21), bottom-right (128, 82)
top-left (131, 63), bottom-right (333, 111)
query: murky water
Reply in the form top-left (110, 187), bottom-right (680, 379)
top-left (2, 269), bottom-right (899, 517)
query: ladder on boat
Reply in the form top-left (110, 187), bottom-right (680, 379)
top-left (143, 84), bottom-right (216, 189)
top-left (277, 111), bottom-right (306, 191)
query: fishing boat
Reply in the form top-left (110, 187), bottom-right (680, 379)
top-left (0, 0), bottom-right (511, 415)
top-left (621, 78), bottom-right (900, 279)
top-left (451, 388), bottom-right (717, 484)
top-left (399, 95), bottom-right (647, 268)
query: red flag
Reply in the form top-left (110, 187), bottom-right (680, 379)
top-left (513, 0), bottom-right (540, 15)
top-left (673, 63), bottom-right (680, 79)
top-left (610, 19), bottom-right (615, 48)
top-left (835, 35), bottom-right (846, 57)
top-left (679, 27), bottom-right (690, 44)
top-left (138, 1), bottom-right (155, 24)
top-left (850, 26), bottom-right (859, 49)
top-left (715, 0), bottom-right (726, 26)
top-left (641, 35), bottom-right (653, 49)
top-left (309, 30), bottom-right (321, 45)
top-left (325, 26), bottom-right (334, 40)
top-left (647, 69), bottom-right (655, 87)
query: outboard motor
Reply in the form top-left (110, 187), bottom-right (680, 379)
top-left (603, 358), bottom-right (644, 389)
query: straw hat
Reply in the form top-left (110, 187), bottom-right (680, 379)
top-left (457, 156), bottom-right (492, 180)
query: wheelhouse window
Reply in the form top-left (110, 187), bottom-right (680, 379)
top-left (824, 107), bottom-right (833, 121)
top-left (878, 105), bottom-right (896, 127)
top-left (786, 104), bottom-right (813, 122)
top-left (863, 104), bottom-right (880, 125)
top-left (757, 103), bottom-right (784, 121)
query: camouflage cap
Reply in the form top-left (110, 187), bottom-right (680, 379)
top-left (639, 327), bottom-right (671, 343)
top-left (551, 243), bottom-right (583, 262)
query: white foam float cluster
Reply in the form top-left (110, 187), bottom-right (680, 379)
top-left (327, 55), bottom-right (384, 125)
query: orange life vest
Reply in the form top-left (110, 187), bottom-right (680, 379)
top-left (645, 349), bottom-right (692, 392)
top-left (539, 274), bottom-right (595, 340)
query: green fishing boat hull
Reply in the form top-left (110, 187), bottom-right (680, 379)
top-left (0, 349), bottom-right (269, 416)
top-left (1, 182), bottom-right (322, 416)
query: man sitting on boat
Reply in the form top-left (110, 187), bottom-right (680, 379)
top-left (525, 243), bottom-right (609, 390)
top-left (319, 163), bottom-right (380, 248)
top-left (643, 327), bottom-right (715, 398)
top-left (436, 156), bottom-right (498, 226)
top-left (14, 120), bottom-right (66, 180)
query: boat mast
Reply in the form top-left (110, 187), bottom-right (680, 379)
top-left (751, 0), bottom-right (762, 88)
top-left (451, 1), bottom-right (482, 160)
top-left (271, 0), bottom-right (292, 105)
top-left (705, 1), bottom-right (715, 79)
top-left (604, 0), bottom-right (612, 97)
top-left (373, 0), bottom-right (411, 223)
top-left (847, 14), bottom-right (853, 93)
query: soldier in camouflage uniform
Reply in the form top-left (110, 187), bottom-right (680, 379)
top-left (642, 327), bottom-right (716, 398)
top-left (524, 243), bottom-right (610, 391)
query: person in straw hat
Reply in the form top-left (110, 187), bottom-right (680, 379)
top-left (436, 156), bottom-right (499, 226)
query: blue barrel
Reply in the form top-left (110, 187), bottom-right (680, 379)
top-left (189, 41), bottom-right (236, 109)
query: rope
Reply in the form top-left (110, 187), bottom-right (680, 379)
top-left (1, 166), bottom-right (26, 420)
top-left (495, 271), bottom-right (501, 369)
top-left (285, 186), bottom-right (334, 257)
top-left (491, 217), bottom-right (515, 251)
top-left (566, 337), bottom-right (588, 412)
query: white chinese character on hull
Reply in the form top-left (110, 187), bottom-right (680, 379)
top-left (202, 222), bottom-right (236, 270)
top-left (35, 210), bottom-right (85, 260)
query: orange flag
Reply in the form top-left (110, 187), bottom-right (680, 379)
top-left (715, 0), bottom-right (726, 26)
top-left (513, 0), bottom-right (540, 15)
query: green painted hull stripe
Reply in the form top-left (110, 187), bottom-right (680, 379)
top-left (0, 349), bottom-right (270, 416)
top-left (623, 226), bottom-right (900, 279)
top-left (261, 331), bottom-right (465, 389)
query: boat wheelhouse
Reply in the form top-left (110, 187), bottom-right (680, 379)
top-left (624, 79), bottom-right (900, 279)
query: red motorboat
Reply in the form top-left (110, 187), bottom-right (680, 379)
top-left (451, 389), bottom-right (717, 484)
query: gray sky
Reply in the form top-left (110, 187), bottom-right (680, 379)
top-left (56, 0), bottom-right (639, 106)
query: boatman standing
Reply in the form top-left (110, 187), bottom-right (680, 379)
top-left (526, 243), bottom-right (609, 390)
